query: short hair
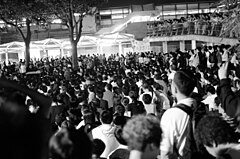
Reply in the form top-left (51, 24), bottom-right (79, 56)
top-left (100, 110), bottom-right (113, 124)
top-left (88, 85), bottom-right (94, 92)
top-left (106, 84), bottom-right (112, 91)
top-left (122, 86), bottom-right (130, 96)
top-left (195, 113), bottom-right (238, 147)
top-left (206, 85), bottom-right (215, 94)
top-left (173, 70), bottom-right (196, 96)
top-left (50, 128), bottom-right (92, 159)
top-left (142, 94), bottom-right (152, 104)
top-left (123, 115), bottom-right (162, 151)
top-left (154, 74), bottom-right (162, 80)
top-left (92, 139), bottom-right (106, 157)
top-left (114, 127), bottom-right (128, 145)
top-left (114, 104), bottom-right (125, 116)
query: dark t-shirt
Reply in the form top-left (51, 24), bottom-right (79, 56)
top-left (128, 101), bottom-right (145, 116)
top-left (109, 148), bottom-right (130, 159)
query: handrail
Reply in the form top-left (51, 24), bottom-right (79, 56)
top-left (147, 18), bottom-right (240, 39)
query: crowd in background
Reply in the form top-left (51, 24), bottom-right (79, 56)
top-left (147, 10), bottom-right (240, 38)
top-left (1, 42), bottom-right (240, 159)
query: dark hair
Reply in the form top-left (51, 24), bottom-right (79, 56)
top-left (88, 85), bottom-right (94, 92)
top-left (206, 85), bottom-right (215, 94)
top-left (173, 70), bottom-right (196, 96)
top-left (142, 94), bottom-right (152, 104)
top-left (114, 105), bottom-right (125, 116)
top-left (106, 84), bottom-right (112, 91)
top-left (92, 139), bottom-right (106, 157)
top-left (114, 127), bottom-right (128, 145)
top-left (50, 128), bottom-right (92, 159)
top-left (100, 110), bottom-right (113, 124)
top-left (195, 113), bottom-right (238, 147)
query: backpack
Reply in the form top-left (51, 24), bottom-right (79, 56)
top-left (209, 52), bottom-right (217, 63)
top-left (173, 102), bottom-right (207, 159)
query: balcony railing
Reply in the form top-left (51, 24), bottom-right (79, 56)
top-left (146, 19), bottom-right (240, 39)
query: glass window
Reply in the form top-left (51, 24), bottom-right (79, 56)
top-left (100, 10), bottom-right (111, 15)
top-left (111, 9), bottom-right (123, 14)
top-left (199, 3), bottom-right (209, 9)
top-left (112, 14), bottom-right (124, 19)
top-left (101, 19), bottom-right (112, 26)
top-left (176, 4), bottom-right (186, 10)
top-left (100, 15), bottom-right (111, 20)
top-left (163, 5), bottom-right (175, 11)
top-left (187, 3), bottom-right (198, 9)
top-left (155, 5), bottom-right (163, 11)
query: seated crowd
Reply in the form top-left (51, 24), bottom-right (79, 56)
top-left (1, 43), bottom-right (240, 159)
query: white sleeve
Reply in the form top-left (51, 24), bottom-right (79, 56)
top-left (160, 110), bottom-right (175, 154)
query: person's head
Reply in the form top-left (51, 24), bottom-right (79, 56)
top-left (206, 85), bottom-right (215, 95)
top-left (88, 85), bottom-right (94, 93)
top-left (115, 126), bottom-right (128, 146)
top-left (171, 70), bottom-right (196, 100)
top-left (195, 114), bottom-right (239, 158)
top-left (114, 104), bottom-right (125, 116)
top-left (142, 94), bottom-right (152, 105)
top-left (49, 128), bottom-right (92, 159)
top-left (121, 97), bottom-right (130, 107)
top-left (123, 115), bottom-right (162, 159)
top-left (92, 139), bottom-right (106, 158)
top-left (100, 110), bottom-right (113, 124)
top-left (96, 90), bottom-right (103, 99)
top-left (61, 120), bottom-right (75, 130)
top-left (129, 91), bottom-right (137, 100)
top-left (105, 83), bottom-right (112, 91)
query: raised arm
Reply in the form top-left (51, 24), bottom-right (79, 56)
top-left (218, 62), bottom-right (240, 117)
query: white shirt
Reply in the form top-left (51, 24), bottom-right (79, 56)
top-left (202, 94), bottom-right (217, 111)
top-left (144, 103), bottom-right (156, 114)
top-left (160, 98), bottom-right (196, 158)
top-left (92, 124), bottom-right (119, 158)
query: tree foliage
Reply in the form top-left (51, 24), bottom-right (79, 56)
top-left (0, 0), bottom-right (48, 66)
top-left (45, 0), bottom-right (106, 69)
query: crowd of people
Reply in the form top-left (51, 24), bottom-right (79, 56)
top-left (147, 11), bottom-right (240, 38)
top-left (1, 42), bottom-right (240, 159)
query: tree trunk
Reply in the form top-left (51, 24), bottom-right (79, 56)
top-left (71, 41), bottom-right (78, 70)
top-left (25, 40), bottom-right (30, 68)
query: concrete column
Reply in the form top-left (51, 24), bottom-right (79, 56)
top-left (163, 41), bottom-right (168, 53)
top-left (118, 42), bottom-right (123, 55)
top-left (5, 51), bottom-right (8, 66)
top-left (191, 40), bottom-right (196, 50)
top-left (180, 41), bottom-right (185, 52)
top-left (100, 45), bottom-right (103, 54)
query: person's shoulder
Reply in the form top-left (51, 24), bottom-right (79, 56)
top-left (161, 107), bottom-right (188, 121)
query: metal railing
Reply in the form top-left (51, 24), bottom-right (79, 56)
top-left (147, 20), bottom-right (238, 39)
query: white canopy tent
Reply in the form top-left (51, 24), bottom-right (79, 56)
top-left (0, 33), bottom-right (135, 62)
top-left (0, 42), bottom-right (25, 64)
top-left (97, 32), bottom-right (135, 55)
